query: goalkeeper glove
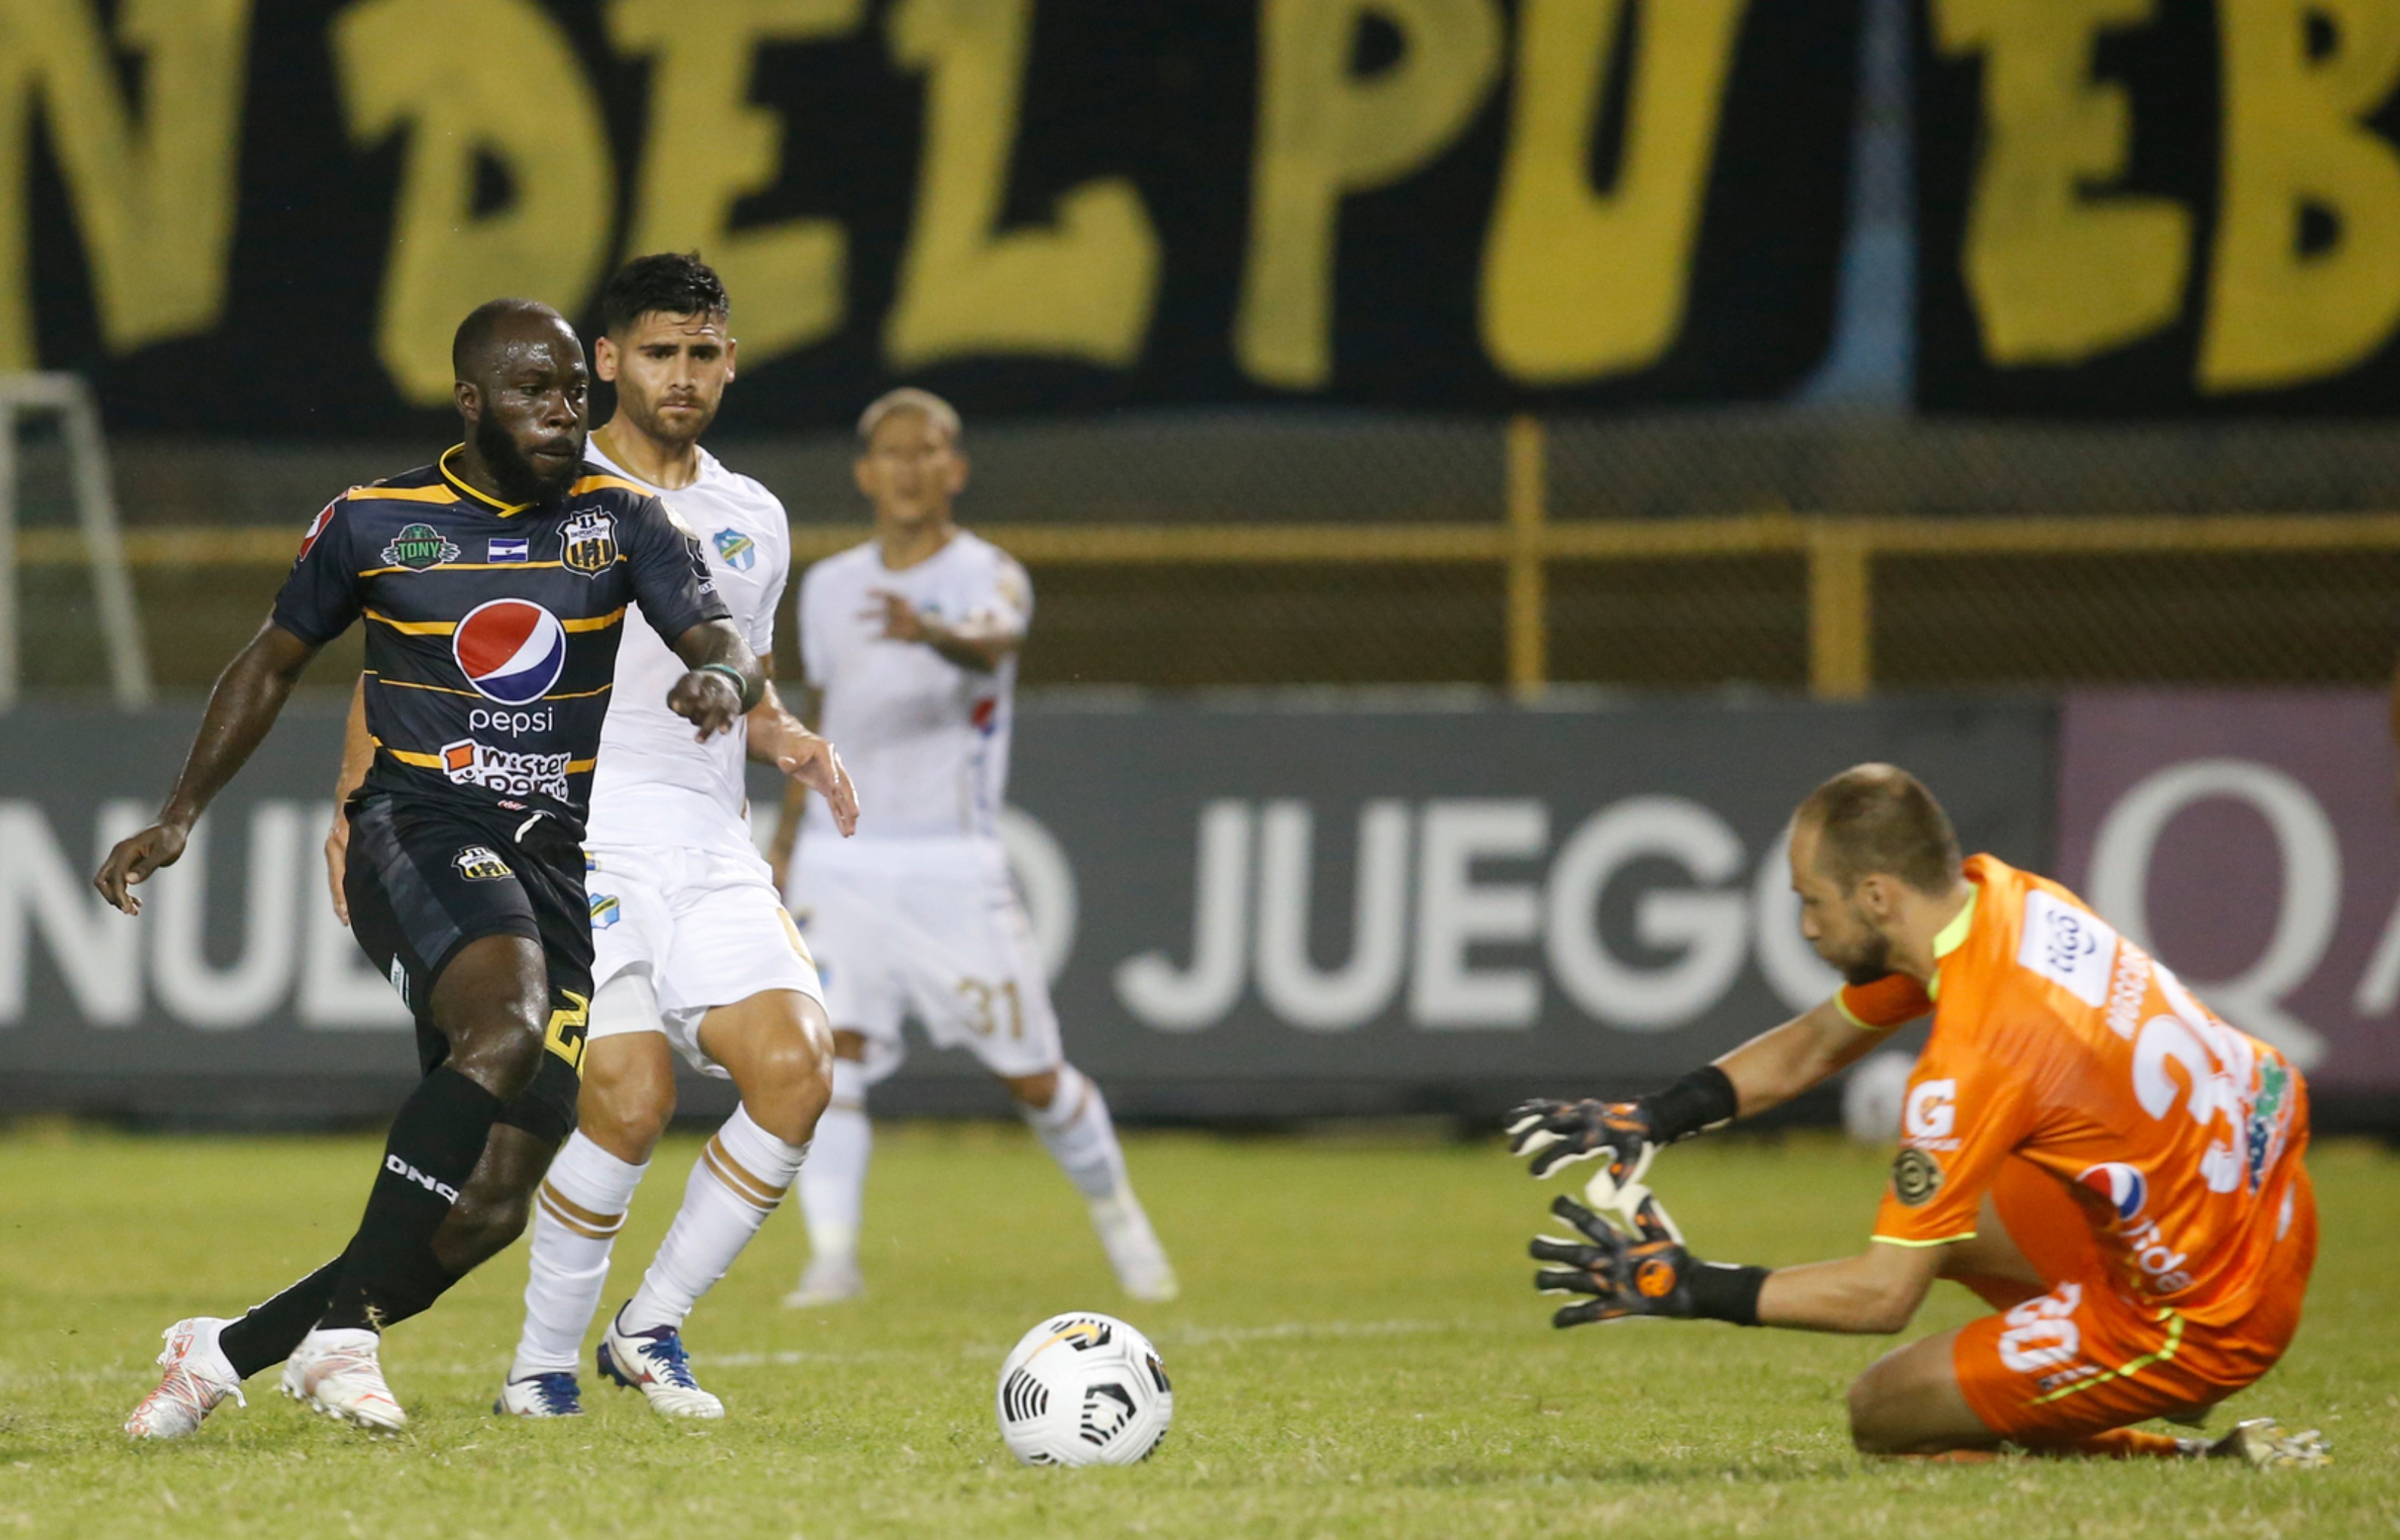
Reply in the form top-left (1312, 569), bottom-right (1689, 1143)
top-left (1529, 1192), bottom-right (1765, 1329)
top-left (1504, 1064), bottom-right (1737, 1203)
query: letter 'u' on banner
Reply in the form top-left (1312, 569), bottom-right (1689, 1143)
top-left (1238, 0), bottom-right (1501, 389)
top-left (1479, 0), bottom-right (1748, 384)
top-left (334, 0), bottom-right (615, 406)
top-left (1934, 0), bottom-right (2190, 366)
top-left (2201, 0), bottom-right (2400, 391)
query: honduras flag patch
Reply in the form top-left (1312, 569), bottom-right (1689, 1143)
top-left (488, 537), bottom-right (529, 563)
top-left (713, 529), bottom-right (757, 572)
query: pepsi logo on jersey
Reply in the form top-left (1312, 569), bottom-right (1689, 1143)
top-left (2076, 1161), bottom-right (2148, 1224)
top-left (454, 598), bottom-right (567, 705)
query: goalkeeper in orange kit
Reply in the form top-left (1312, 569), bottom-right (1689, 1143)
top-left (1507, 764), bottom-right (2324, 1466)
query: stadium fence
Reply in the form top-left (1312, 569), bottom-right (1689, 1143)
top-left (6, 413), bottom-right (2399, 699)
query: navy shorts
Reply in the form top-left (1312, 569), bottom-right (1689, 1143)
top-left (343, 792), bottom-right (591, 1147)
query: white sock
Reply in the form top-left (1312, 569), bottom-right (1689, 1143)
top-left (799, 1058), bottom-right (871, 1266)
top-left (621, 1104), bottom-right (808, 1333)
top-left (1023, 1064), bottom-right (1129, 1204)
top-left (512, 1133), bottom-right (646, 1378)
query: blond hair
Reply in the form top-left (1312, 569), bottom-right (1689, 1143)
top-left (857, 387), bottom-right (962, 445)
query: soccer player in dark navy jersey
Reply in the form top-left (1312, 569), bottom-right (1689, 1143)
top-left (109, 298), bottom-right (763, 1438)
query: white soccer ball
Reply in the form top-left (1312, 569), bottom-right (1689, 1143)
top-left (1843, 1049), bottom-right (1918, 1142)
top-left (994, 1311), bottom-right (1173, 1466)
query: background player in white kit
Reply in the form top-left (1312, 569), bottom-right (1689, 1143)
top-left (771, 390), bottom-right (1176, 1306)
top-left (333, 254), bottom-right (863, 1417)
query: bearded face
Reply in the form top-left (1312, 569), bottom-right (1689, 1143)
top-left (475, 405), bottom-right (584, 506)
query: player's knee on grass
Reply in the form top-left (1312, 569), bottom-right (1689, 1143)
top-left (432, 1124), bottom-right (555, 1275)
top-left (430, 934), bottom-right (551, 1102)
top-left (577, 1031), bottom-right (678, 1164)
top-left (1845, 1336), bottom-right (1998, 1456)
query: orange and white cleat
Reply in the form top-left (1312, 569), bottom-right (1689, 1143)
top-left (280, 1327), bottom-right (407, 1434)
top-left (124, 1317), bottom-right (245, 1439)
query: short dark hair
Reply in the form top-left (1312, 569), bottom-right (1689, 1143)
top-left (599, 251), bottom-right (729, 337)
top-left (1796, 764), bottom-right (1961, 896)
top-left (451, 296), bottom-right (564, 382)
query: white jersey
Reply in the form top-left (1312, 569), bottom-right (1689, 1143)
top-left (585, 437), bottom-right (790, 851)
top-left (799, 530), bottom-right (1029, 842)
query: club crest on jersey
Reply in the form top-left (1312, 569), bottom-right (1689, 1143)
top-left (453, 598), bottom-right (566, 704)
top-left (382, 522), bottom-right (460, 571)
top-left (712, 529), bottom-right (757, 572)
top-left (2075, 1162), bottom-right (2147, 1223)
top-left (453, 845), bottom-right (512, 881)
top-left (589, 892), bottom-right (621, 929)
top-left (561, 509), bottom-right (618, 575)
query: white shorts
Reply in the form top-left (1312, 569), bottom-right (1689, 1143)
top-left (585, 840), bottom-right (824, 1079)
top-left (785, 836), bottom-right (1061, 1084)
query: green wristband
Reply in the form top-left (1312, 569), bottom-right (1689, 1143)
top-left (698, 662), bottom-right (751, 708)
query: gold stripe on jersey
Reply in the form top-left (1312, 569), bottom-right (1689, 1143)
top-left (349, 484), bottom-right (456, 505)
top-left (355, 560), bottom-right (572, 578)
top-left (438, 445), bottom-right (532, 517)
top-left (571, 473), bottom-right (648, 498)
top-left (363, 605), bottom-right (626, 637)
top-left (365, 609), bottom-right (455, 635)
top-left (367, 672), bottom-right (613, 701)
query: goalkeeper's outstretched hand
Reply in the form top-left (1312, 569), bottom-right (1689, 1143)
top-left (1530, 1191), bottom-right (1694, 1328)
top-left (1504, 1097), bottom-right (1660, 1199)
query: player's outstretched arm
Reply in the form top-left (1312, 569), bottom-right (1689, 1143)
top-left (1530, 1192), bottom-right (1768, 1328)
top-left (96, 619), bottom-right (320, 914)
top-left (1507, 997), bottom-right (1890, 1185)
top-left (1754, 1240), bottom-right (1943, 1336)
top-left (1529, 1195), bottom-right (1943, 1335)
top-left (745, 672), bottom-right (858, 838)
top-left (666, 619), bottom-right (764, 742)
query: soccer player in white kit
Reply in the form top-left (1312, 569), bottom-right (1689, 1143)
top-left (771, 389), bottom-right (1175, 1306)
top-left (478, 254), bottom-right (857, 1417)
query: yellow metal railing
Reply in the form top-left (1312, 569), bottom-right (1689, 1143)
top-left (24, 416), bottom-right (2400, 697)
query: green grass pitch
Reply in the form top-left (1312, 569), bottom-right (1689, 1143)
top-left (1, 1121), bottom-right (2394, 1538)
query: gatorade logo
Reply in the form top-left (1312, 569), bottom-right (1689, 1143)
top-left (454, 598), bottom-right (566, 705)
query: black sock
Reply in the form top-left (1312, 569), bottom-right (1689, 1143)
top-left (218, 1256), bottom-right (346, 1378)
top-left (318, 1067), bottom-right (502, 1333)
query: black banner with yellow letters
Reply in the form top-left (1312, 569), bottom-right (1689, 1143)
top-left (3, 0), bottom-right (1861, 436)
top-left (1915, 0), bottom-right (2400, 413)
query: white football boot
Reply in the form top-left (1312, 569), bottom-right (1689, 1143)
top-left (2201, 1418), bottom-right (2331, 1469)
top-left (493, 1371), bottom-right (583, 1417)
top-left (781, 1253), bottom-right (863, 1308)
top-left (124, 1317), bottom-right (245, 1439)
top-left (280, 1327), bottom-right (407, 1434)
top-left (1093, 1186), bottom-right (1179, 1303)
top-left (596, 1308), bottom-right (723, 1419)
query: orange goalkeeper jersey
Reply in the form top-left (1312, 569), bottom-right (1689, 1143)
top-left (1840, 855), bottom-right (2307, 1328)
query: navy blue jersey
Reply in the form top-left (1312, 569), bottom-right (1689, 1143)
top-left (272, 447), bottom-right (729, 826)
